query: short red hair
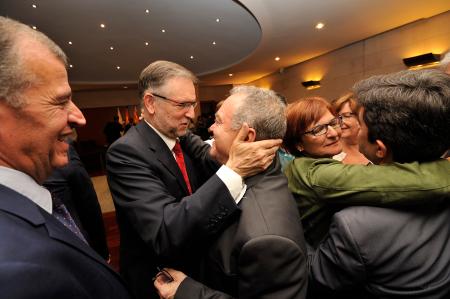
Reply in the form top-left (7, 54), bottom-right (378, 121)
top-left (283, 97), bottom-right (335, 156)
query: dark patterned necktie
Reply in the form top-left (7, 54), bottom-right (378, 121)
top-left (51, 193), bottom-right (88, 244)
top-left (173, 141), bottom-right (192, 194)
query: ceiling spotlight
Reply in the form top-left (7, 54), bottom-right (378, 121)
top-left (32, 4), bottom-right (37, 8)
top-left (69, 64), bottom-right (73, 68)
top-left (68, 41), bottom-right (73, 45)
top-left (145, 9), bottom-right (150, 14)
top-left (315, 22), bottom-right (325, 29)
top-left (32, 26), bottom-right (37, 30)
top-left (116, 66), bottom-right (121, 70)
top-left (161, 29), bottom-right (166, 33)
top-left (100, 23), bottom-right (106, 28)
top-left (190, 55), bottom-right (194, 59)
top-left (212, 41), bottom-right (216, 45)
top-left (275, 57), bottom-right (280, 61)
top-left (110, 46), bottom-right (114, 50)
top-left (302, 80), bottom-right (321, 90)
top-left (145, 42), bottom-right (149, 46)
top-left (228, 73), bottom-right (233, 77)
top-left (216, 18), bottom-right (220, 23)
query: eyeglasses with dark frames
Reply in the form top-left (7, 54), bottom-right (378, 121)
top-left (301, 116), bottom-right (343, 136)
top-left (151, 93), bottom-right (197, 110)
top-left (338, 112), bottom-right (356, 119)
top-left (152, 267), bottom-right (174, 283)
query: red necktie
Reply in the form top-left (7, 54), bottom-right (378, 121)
top-left (173, 141), bottom-right (192, 194)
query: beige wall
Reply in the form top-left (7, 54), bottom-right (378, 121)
top-left (249, 11), bottom-right (450, 102)
top-left (73, 11), bottom-right (450, 108)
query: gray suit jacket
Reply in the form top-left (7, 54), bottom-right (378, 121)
top-left (176, 159), bottom-right (308, 299)
top-left (106, 121), bottom-right (240, 299)
top-left (309, 204), bottom-right (450, 298)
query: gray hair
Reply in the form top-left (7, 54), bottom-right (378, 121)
top-left (0, 17), bottom-right (67, 108)
top-left (138, 60), bottom-right (198, 99)
top-left (229, 85), bottom-right (287, 140)
top-left (353, 69), bottom-right (450, 162)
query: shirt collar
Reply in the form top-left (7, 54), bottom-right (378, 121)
top-left (0, 166), bottom-right (52, 214)
top-left (144, 119), bottom-right (177, 151)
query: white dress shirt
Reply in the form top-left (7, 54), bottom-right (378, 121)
top-left (0, 166), bottom-right (52, 214)
top-left (145, 120), bottom-right (246, 203)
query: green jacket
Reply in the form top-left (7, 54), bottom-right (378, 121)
top-left (285, 157), bottom-right (450, 247)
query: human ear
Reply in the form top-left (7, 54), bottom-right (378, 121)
top-left (245, 127), bottom-right (256, 142)
top-left (375, 139), bottom-right (390, 162)
top-left (143, 93), bottom-right (156, 114)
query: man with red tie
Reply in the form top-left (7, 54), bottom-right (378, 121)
top-left (106, 60), bottom-right (281, 299)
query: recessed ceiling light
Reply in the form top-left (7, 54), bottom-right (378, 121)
top-left (116, 66), bottom-right (121, 70)
top-left (32, 4), bottom-right (37, 8)
top-left (110, 46), bottom-right (114, 50)
top-left (100, 23), bottom-right (106, 28)
top-left (69, 64), bottom-right (73, 68)
top-left (161, 29), bottom-right (166, 33)
top-left (228, 73), bottom-right (233, 77)
top-left (275, 57), bottom-right (280, 61)
top-left (190, 55), bottom-right (194, 59)
top-left (315, 22), bottom-right (325, 29)
top-left (68, 41), bottom-right (73, 45)
top-left (145, 42), bottom-right (149, 46)
top-left (145, 9), bottom-right (150, 14)
top-left (216, 18), bottom-right (220, 23)
top-left (212, 41), bottom-right (216, 45)
top-left (32, 26), bottom-right (37, 30)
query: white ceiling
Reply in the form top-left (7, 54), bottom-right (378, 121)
top-left (1, 0), bottom-right (449, 90)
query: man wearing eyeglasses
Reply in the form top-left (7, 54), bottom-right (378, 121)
top-left (293, 69), bottom-right (449, 298)
top-left (106, 60), bottom-right (281, 299)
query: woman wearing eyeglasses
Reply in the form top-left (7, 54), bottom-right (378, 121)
top-left (331, 93), bottom-right (370, 165)
top-left (282, 97), bottom-right (345, 247)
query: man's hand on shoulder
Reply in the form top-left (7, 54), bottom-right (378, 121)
top-left (226, 123), bottom-right (281, 178)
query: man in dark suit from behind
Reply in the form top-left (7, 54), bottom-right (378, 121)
top-left (106, 61), bottom-right (282, 299)
top-left (44, 140), bottom-right (110, 260)
top-left (0, 17), bottom-right (131, 298)
top-left (308, 69), bottom-right (450, 298)
top-left (154, 86), bottom-right (308, 299)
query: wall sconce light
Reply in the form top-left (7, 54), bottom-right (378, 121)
top-left (301, 80), bottom-right (321, 90)
top-left (402, 53), bottom-right (441, 70)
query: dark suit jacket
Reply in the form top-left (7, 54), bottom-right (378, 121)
top-left (0, 184), bottom-right (131, 299)
top-left (176, 159), bottom-right (308, 299)
top-left (44, 143), bottom-right (110, 259)
top-left (106, 121), bottom-right (240, 299)
top-left (309, 204), bottom-right (450, 298)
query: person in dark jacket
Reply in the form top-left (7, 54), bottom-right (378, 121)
top-left (44, 140), bottom-right (110, 260)
top-left (154, 86), bottom-right (308, 299)
top-left (308, 69), bottom-right (450, 298)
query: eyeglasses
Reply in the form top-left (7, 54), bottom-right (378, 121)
top-left (151, 93), bottom-right (197, 110)
top-left (338, 112), bottom-right (356, 119)
top-left (152, 267), bottom-right (174, 283)
top-left (302, 116), bottom-right (343, 136)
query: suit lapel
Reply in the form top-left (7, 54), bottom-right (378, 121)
top-left (0, 184), bottom-right (121, 279)
top-left (135, 122), bottom-right (190, 195)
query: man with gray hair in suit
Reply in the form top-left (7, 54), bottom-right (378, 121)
top-left (154, 86), bottom-right (308, 299)
top-left (0, 16), bottom-right (132, 298)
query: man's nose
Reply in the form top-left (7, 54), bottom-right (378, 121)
top-left (68, 100), bottom-right (86, 127)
